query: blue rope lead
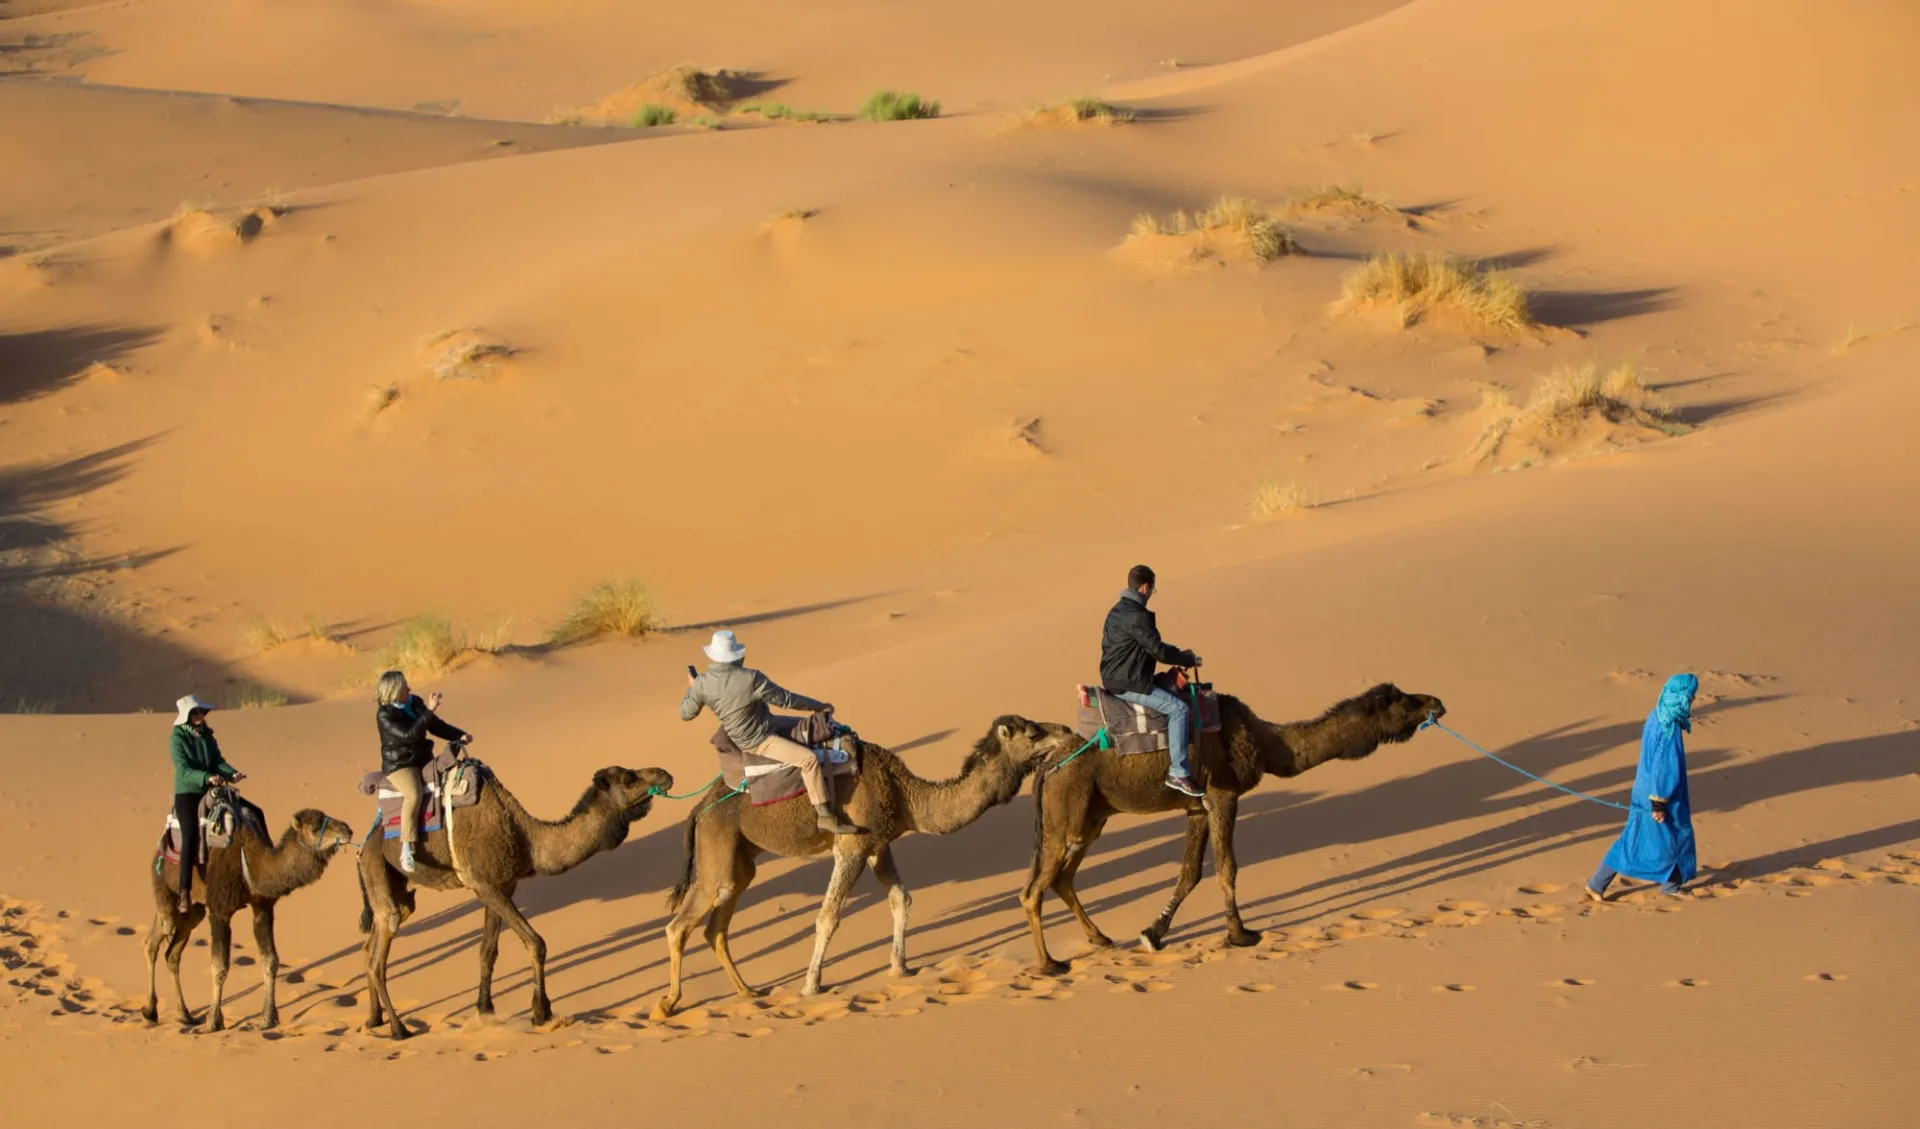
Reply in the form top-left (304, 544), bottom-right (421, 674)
top-left (1419, 712), bottom-right (1631, 812)
top-left (1049, 728), bottom-right (1110, 774)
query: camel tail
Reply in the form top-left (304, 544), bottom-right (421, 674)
top-left (665, 800), bottom-right (701, 913)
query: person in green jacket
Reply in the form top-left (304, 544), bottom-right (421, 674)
top-left (168, 694), bottom-right (244, 912)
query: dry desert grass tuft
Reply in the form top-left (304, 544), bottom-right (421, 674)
top-left (1469, 361), bottom-right (1689, 469)
top-left (1028, 96), bottom-right (1136, 125)
top-left (738, 103), bottom-right (833, 123)
top-left (1284, 184), bottom-right (1396, 216)
top-left (229, 682), bottom-right (289, 709)
top-left (550, 578), bottom-right (664, 646)
top-left (377, 614), bottom-right (507, 675)
top-left (1251, 478), bottom-right (1317, 519)
top-left (858, 90), bottom-right (940, 121)
top-left (633, 104), bottom-right (677, 128)
top-left (1340, 252), bottom-right (1532, 330)
top-left (422, 329), bottom-right (515, 381)
top-left (1129, 197), bottom-right (1297, 262)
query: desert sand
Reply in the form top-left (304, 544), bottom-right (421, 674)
top-left (4, 0), bottom-right (1919, 1125)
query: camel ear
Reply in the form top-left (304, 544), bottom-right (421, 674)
top-left (996, 723), bottom-right (1012, 744)
top-left (592, 768), bottom-right (614, 792)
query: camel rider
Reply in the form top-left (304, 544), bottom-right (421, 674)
top-left (375, 671), bottom-right (472, 875)
top-left (681, 630), bottom-right (861, 835)
top-left (1101, 565), bottom-right (1205, 798)
top-left (168, 695), bottom-right (245, 913)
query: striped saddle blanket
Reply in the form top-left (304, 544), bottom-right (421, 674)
top-left (357, 751), bottom-right (488, 840)
top-left (156, 791), bottom-right (266, 867)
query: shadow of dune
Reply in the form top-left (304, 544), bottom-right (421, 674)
top-left (0, 440), bottom-right (290, 711)
top-left (0, 323), bottom-right (162, 405)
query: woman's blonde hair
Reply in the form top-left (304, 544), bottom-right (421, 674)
top-left (375, 670), bottom-right (409, 707)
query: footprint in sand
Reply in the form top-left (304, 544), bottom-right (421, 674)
top-left (1439, 984), bottom-right (1476, 993)
top-left (1438, 900), bottom-right (1488, 913)
top-left (1671, 978), bottom-right (1708, 988)
top-left (1560, 978), bottom-right (1595, 987)
top-left (1351, 907), bottom-right (1405, 921)
top-left (595, 1044), bottom-right (634, 1054)
top-left (1807, 972), bottom-right (1848, 982)
top-left (1813, 858), bottom-right (1846, 871)
top-left (472, 1050), bottom-right (509, 1062)
top-left (1233, 982), bottom-right (1278, 993)
top-left (1518, 883), bottom-right (1565, 895)
top-left (1339, 980), bottom-right (1379, 991)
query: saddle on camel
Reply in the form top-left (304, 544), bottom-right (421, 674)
top-left (358, 744), bottom-right (487, 842)
top-left (1076, 668), bottom-right (1224, 755)
top-left (153, 785), bottom-right (268, 875)
top-left (710, 709), bottom-right (862, 810)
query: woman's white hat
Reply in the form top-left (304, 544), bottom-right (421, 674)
top-left (174, 694), bottom-right (215, 726)
top-left (702, 630), bottom-right (746, 664)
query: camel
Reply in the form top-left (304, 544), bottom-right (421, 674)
top-left (356, 763), bottom-right (673, 1039)
top-left (652, 715), bottom-right (1077, 1018)
top-left (1022, 682), bottom-right (1445, 973)
top-left (143, 805), bottom-right (356, 1032)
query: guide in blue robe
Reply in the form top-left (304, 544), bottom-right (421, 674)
top-left (1589, 673), bottom-right (1698, 897)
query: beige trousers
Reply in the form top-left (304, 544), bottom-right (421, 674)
top-left (755, 735), bottom-right (828, 805)
top-left (389, 765), bottom-right (425, 846)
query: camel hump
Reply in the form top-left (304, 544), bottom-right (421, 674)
top-left (366, 757), bottom-right (489, 842)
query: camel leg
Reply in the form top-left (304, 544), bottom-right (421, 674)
top-left (470, 885), bottom-right (551, 1026)
top-left (1208, 792), bottom-right (1260, 946)
top-left (801, 849), bottom-right (868, 996)
top-left (164, 904), bottom-right (204, 1026)
top-left (652, 876), bottom-right (715, 1021)
top-left (1139, 808), bottom-right (1211, 952)
top-left (474, 906), bottom-right (502, 1017)
top-left (250, 902), bottom-right (281, 1029)
top-left (202, 913), bottom-right (232, 1033)
top-left (707, 852), bottom-right (760, 1000)
top-left (363, 907), bottom-right (408, 1039)
top-left (1053, 811), bottom-right (1114, 950)
top-left (1022, 777), bottom-right (1096, 977)
top-left (142, 901), bottom-right (175, 1024)
top-left (869, 847), bottom-right (914, 979)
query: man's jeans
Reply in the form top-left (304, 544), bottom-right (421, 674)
top-left (1116, 686), bottom-right (1192, 778)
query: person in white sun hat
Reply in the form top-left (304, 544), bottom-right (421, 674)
top-left (167, 694), bottom-right (245, 913)
top-left (680, 630), bottom-right (860, 835)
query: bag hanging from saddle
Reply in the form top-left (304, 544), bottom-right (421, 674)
top-left (156, 790), bottom-right (266, 868)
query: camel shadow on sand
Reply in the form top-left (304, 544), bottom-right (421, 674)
top-left (274, 696), bottom-right (1920, 1024)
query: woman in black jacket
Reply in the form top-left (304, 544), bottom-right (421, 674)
top-left (374, 670), bottom-right (471, 874)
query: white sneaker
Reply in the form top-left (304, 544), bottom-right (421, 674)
top-left (399, 843), bottom-right (417, 874)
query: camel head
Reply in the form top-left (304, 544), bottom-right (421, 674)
top-left (291, 809), bottom-right (356, 857)
top-left (1350, 683), bottom-right (1446, 750)
top-left (586, 766), bottom-right (675, 826)
top-left (982, 715), bottom-right (1081, 770)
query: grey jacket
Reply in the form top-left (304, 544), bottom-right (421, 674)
top-left (680, 662), bottom-right (829, 753)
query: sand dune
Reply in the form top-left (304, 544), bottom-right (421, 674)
top-left (4, 0), bottom-right (1919, 1125)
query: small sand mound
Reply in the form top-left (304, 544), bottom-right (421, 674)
top-left (421, 329), bottom-right (516, 381)
top-left (1119, 197), bottom-right (1297, 268)
top-left (163, 206), bottom-right (282, 255)
top-left (1467, 362), bottom-right (1689, 470)
top-left (1281, 185), bottom-right (1413, 228)
top-left (555, 65), bottom-right (737, 127)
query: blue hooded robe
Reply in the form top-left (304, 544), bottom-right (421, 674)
top-left (1602, 673), bottom-right (1699, 885)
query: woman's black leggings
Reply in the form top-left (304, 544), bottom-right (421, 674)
top-left (173, 792), bottom-right (202, 904)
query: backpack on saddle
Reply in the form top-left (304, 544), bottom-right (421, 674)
top-left (357, 749), bottom-right (489, 840)
top-left (155, 788), bottom-right (267, 869)
top-left (1075, 668), bottom-right (1223, 755)
top-left (710, 710), bottom-right (861, 807)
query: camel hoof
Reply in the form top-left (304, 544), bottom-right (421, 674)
top-left (800, 982), bottom-right (823, 997)
top-left (140, 1005), bottom-right (158, 1025)
top-left (1031, 959), bottom-right (1072, 978)
top-left (475, 1001), bottom-right (495, 1017)
top-left (1225, 929), bottom-right (1262, 948)
top-left (1137, 929), bottom-right (1165, 953)
top-left (261, 1011), bottom-right (279, 1030)
top-left (389, 1025), bottom-right (412, 1041)
top-left (650, 999), bottom-right (677, 1022)
top-left (735, 986), bottom-right (767, 1000)
top-left (889, 964), bottom-right (916, 980)
top-left (1088, 933), bottom-right (1117, 949)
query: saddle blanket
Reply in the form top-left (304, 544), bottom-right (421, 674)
top-left (711, 713), bottom-right (860, 807)
top-left (357, 750), bottom-right (488, 840)
top-left (1075, 674), bottom-right (1223, 756)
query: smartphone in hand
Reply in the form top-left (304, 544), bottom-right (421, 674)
top-left (687, 665), bottom-right (698, 679)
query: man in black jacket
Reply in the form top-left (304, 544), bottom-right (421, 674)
top-left (1100, 564), bottom-right (1205, 797)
